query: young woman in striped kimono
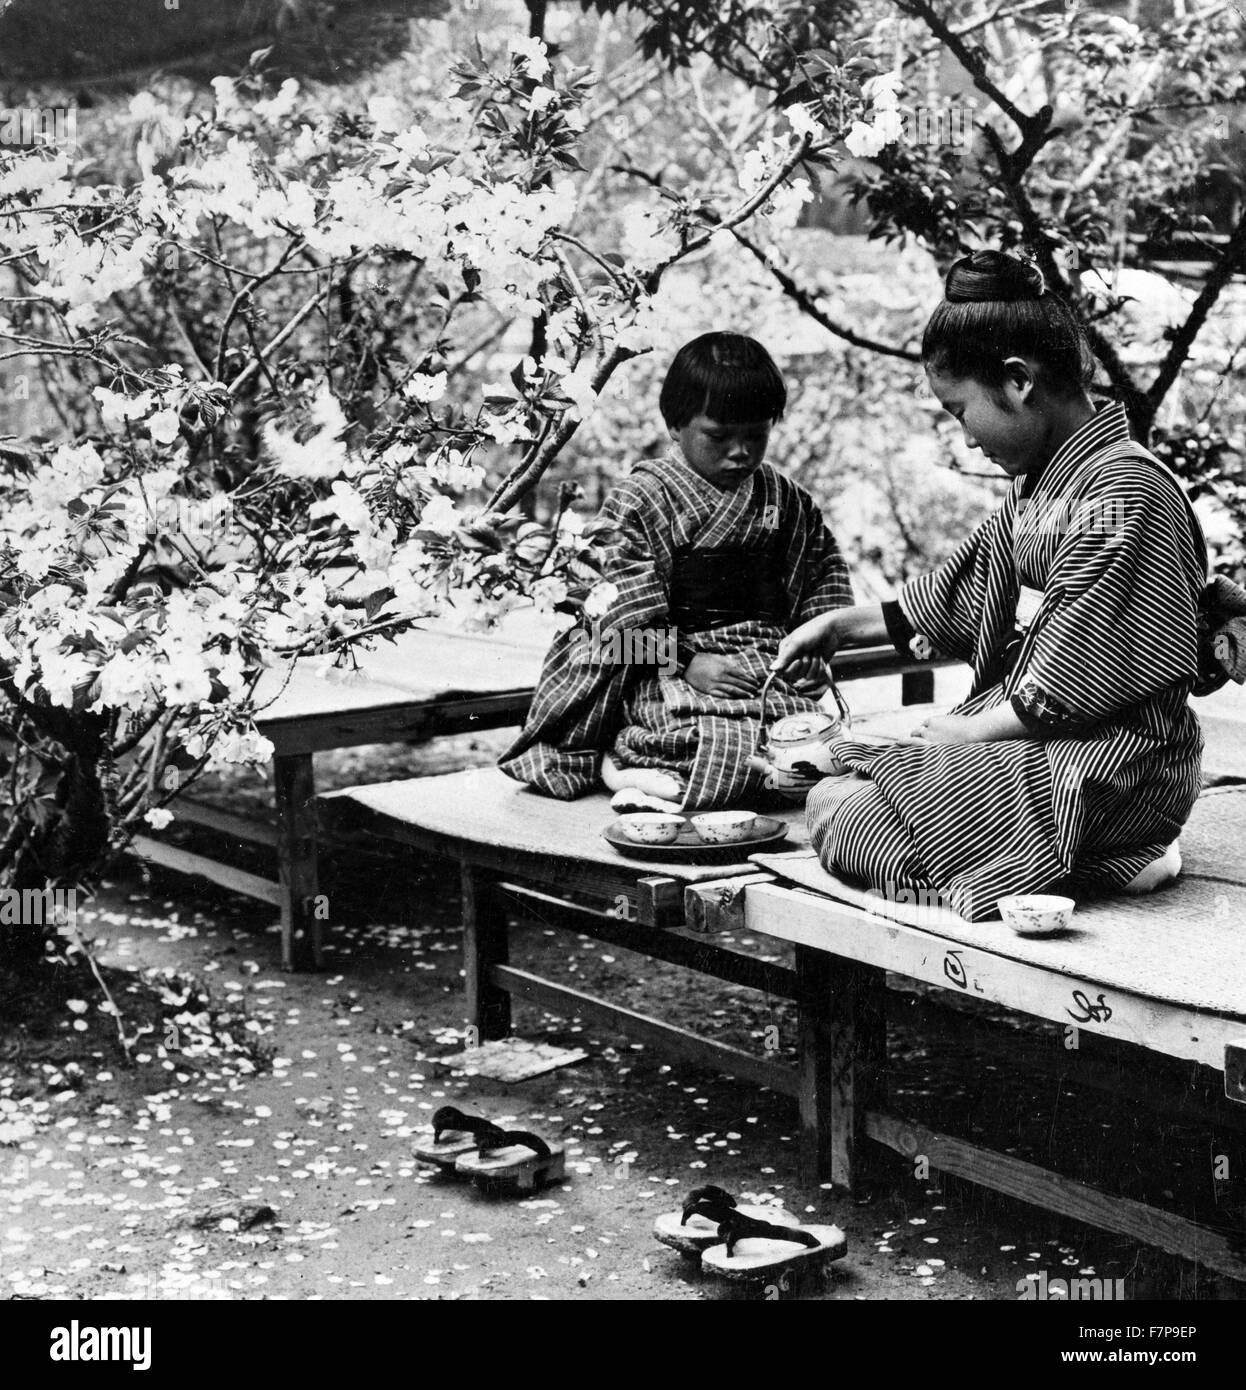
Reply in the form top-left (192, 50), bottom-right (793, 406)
top-left (501, 333), bottom-right (854, 811)
top-left (773, 250), bottom-right (1209, 921)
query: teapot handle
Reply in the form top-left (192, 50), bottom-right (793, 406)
top-left (823, 660), bottom-right (852, 730)
top-left (756, 660), bottom-right (852, 748)
top-left (757, 668), bottom-right (777, 754)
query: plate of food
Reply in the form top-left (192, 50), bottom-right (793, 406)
top-left (602, 810), bottom-right (789, 861)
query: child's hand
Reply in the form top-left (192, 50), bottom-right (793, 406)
top-left (685, 653), bottom-right (761, 698)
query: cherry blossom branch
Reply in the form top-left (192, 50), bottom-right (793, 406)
top-left (226, 258), bottom-right (361, 396)
top-left (484, 343), bottom-right (633, 518)
top-left (732, 228), bottom-right (922, 362)
top-left (481, 137), bottom-right (819, 518)
top-left (1145, 209), bottom-right (1246, 425)
top-left (648, 132), bottom-right (815, 277)
top-left (214, 238), bottom-right (307, 380)
top-left (551, 230), bottom-right (633, 295)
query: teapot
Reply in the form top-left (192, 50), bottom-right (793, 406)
top-left (748, 669), bottom-right (852, 802)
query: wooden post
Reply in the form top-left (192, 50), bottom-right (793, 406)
top-left (275, 752), bottom-right (322, 972)
top-left (1226, 1038), bottom-right (1246, 1105)
top-left (461, 863), bottom-right (511, 1041)
top-left (796, 947), bottom-right (886, 1190)
top-left (901, 669), bottom-right (935, 706)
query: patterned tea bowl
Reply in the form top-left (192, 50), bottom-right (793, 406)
top-left (618, 812), bottom-right (684, 845)
top-left (690, 811), bottom-right (758, 844)
top-left (998, 894), bottom-right (1075, 937)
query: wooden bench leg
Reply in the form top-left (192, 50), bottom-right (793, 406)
top-left (275, 752), bottom-right (322, 972)
top-left (797, 947), bottom-right (886, 1190)
top-left (461, 864), bottom-right (511, 1042)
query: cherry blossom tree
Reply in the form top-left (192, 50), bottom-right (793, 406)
top-left (0, 25), bottom-right (892, 963)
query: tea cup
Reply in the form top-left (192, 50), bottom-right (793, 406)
top-left (690, 811), bottom-right (758, 844)
top-left (619, 812), bottom-right (684, 845)
top-left (998, 894), bottom-right (1075, 936)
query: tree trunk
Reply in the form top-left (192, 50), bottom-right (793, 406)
top-left (2, 729), bottom-right (111, 971)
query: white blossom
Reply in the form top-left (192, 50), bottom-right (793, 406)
top-left (845, 120), bottom-right (887, 159)
top-left (367, 96), bottom-right (407, 134)
top-left (254, 79), bottom-right (301, 123)
top-left (148, 409), bottom-right (181, 445)
top-left (583, 580), bottom-right (619, 619)
top-left (785, 103), bottom-right (821, 140)
top-left (507, 34), bottom-right (551, 80)
top-left (419, 494), bottom-right (461, 535)
top-left (404, 371), bottom-right (448, 404)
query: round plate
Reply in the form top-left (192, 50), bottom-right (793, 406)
top-left (603, 816), bottom-right (788, 861)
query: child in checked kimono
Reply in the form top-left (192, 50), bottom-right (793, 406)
top-left (774, 249), bottom-right (1213, 921)
top-left (500, 332), bottom-right (854, 812)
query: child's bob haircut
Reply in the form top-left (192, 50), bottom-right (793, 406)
top-left (922, 249), bottom-right (1095, 398)
top-left (659, 332), bottom-right (787, 429)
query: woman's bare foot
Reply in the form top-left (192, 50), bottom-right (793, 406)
top-left (1123, 841), bottom-right (1182, 894)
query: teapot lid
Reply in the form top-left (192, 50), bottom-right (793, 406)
top-left (768, 711), bottom-right (840, 743)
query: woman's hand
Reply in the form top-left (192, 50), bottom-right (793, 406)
top-left (772, 612), bottom-right (842, 674)
top-left (906, 713), bottom-right (981, 744)
top-left (685, 652), bottom-right (761, 698)
top-left (784, 654), bottom-right (825, 688)
top-left (907, 704), bottom-right (1029, 745)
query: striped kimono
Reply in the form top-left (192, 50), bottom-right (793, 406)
top-left (500, 448), bottom-right (853, 810)
top-left (809, 403), bottom-right (1208, 921)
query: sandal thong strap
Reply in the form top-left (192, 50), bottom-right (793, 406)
top-left (432, 1106), bottom-right (504, 1145)
top-left (682, 1186), bottom-right (738, 1225)
top-left (681, 1196), bottom-right (738, 1228)
top-left (477, 1127), bottom-right (552, 1160)
top-left (718, 1210), bottom-right (821, 1258)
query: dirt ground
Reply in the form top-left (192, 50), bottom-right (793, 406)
top-left (1, 734), bottom-right (1243, 1303)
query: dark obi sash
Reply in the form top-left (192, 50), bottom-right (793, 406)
top-left (668, 547), bottom-right (789, 632)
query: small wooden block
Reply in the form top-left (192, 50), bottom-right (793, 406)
top-left (432, 1036), bottom-right (587, 1081)
top-left (411, 1135), bottom-right (477, 1171)
top-left (1226, 1038), bottom-right (1246, 1105)
top-left (636, 875), bottom-right (681, 927)
top-left (455, 1144), bottom-right (566, 1193)
top-left (684, 874), bottom-right (775, 934)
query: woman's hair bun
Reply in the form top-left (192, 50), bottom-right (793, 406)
top-left (944, 249), bottom-right (1045, 304)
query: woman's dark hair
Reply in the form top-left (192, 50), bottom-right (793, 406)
top-left (659, 332), bottom-right (787, 428)
top-left (921, 250), bottom-right (1095, 397)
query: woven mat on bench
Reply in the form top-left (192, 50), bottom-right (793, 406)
top-left (320, 766), bottom-right (809, 884)
top-left (751, 786), bottom-right (1246, 1019)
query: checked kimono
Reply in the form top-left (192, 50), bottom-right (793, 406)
top-left (809, 402), bottom-right (1210, 921)
top-left (500, 448), bottom-right (853, 811)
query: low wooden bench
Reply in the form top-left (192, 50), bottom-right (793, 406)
top-left (721, 783), bottom-right (1246, 1279)
top-left (318, 766), bottom-right (812, 1091)
top-left (319, 718), bottom-right (1246, 1278)
top-left (130, 621), bottom-right (547, 970)
top-left (127, 617), bottom-right (953, 970)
